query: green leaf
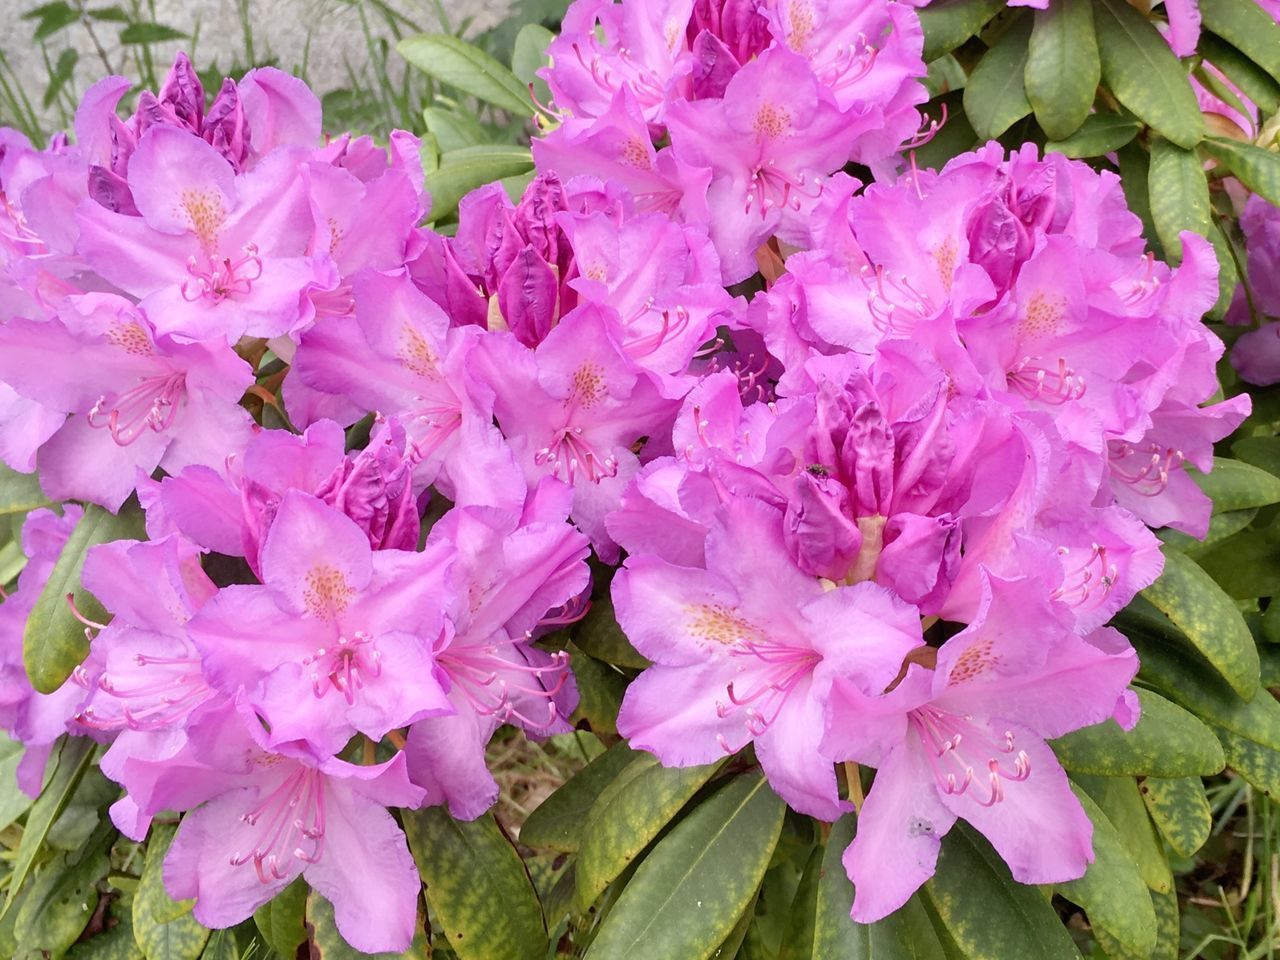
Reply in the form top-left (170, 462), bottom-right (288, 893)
top-left (511, 23), bottom-right (554, 111)
top-left (1046, 111), bottom-right (1141, 159)
top-left (3, 736), bottom-right (94, 915)
top-left (1139, 549), bottom-right (1259, 698)
top-left (1094, 887), bottom-right (1179, 960)
top-left (43, 47), bottom-right (78, 109)
top-left (1140, 776), bottom-right (1212, 857)
top-left (1201, 137), bottom-right (1280, 207)
top-left (118, 22), bottom-right (187, 43)
top-left (918, 0), bottom-right (1006, 61)
top-left (0, 465), bottom-right (51, 515)
top-left (201, 930), bottom-right (238, 960)
top-left (397, 34), bottom-right (533, 117)
top-left (1147, 138), bottom-right (1212, 262)
top-left (520, 740), bottom-right (637, 853)
top-left (777, 846), bottom-right (821, 960)
top-left (424, 146), bottom-right (534, 220)
top-left (305, 890), bottom-right (429, 958)
top-left (23, 501), bottom-right (146, 694)
top-left (962, 16), bottom-right (1033, 140)
top-left (253, 877), bottom-right (308, 959)
top-left (813, 813), bottom-right (947, 960)
top-left (1199, 34), bottom-right (1280, 115)
top-left (1095, 0), bottom-right (1205, 148)
top-left (1024, 0), bottom-right (1099, 140)
top-left (1199, 0), bottom-right (1280, 83)
top-left (1051, 688), bottom-right (1225, 777)
top-left (133, 822), bottom-right (209, 960)
top-left (13, 825), bottom-right (110, 957)
top-left (922, 823), bottom-right (1080, 960)
top-left (1074, 775), bottom-right (1171, 894)
top-left (32, 3), bottom-right (80, 40)
top-left (1059, 787), bottom-right (1157, 959)
top-left (569, 645), bottom-right (627, 736)
top-left (1217, 727), bottom-right (1280, 798)
top-left (87, 5), bottom-right (131, 22)
top-left (584, 772), bottom-right (785, 960)
top-left (1158, 507), bottom-right (1258, 556)
top-left (402, 808), bottom-right (546, 960)
top-left (68, 902), bottom-right (143, 959)
top-left (422, 106), bottom-right (491, 153)
top-left (0, 737), bottom-right (33, 834)
top-left (1189, 457), bottom-right (1280, 512)
top-left (1195, 527), bottom-right (1280, 599)
top-left (573, 594), bottom-right (649, 670)
top-left (576, 753), bottom-right (723, 909)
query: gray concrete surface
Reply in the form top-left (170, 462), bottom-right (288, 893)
top-left (2, 0), bottom-right (515, 128)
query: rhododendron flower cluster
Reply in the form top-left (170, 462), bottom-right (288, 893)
top-left (0, 2), bottom-right (1251, 949)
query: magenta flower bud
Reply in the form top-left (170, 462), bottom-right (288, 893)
top-left (156, 51), bottom-right (205, 131)
top-left (86, 165), bottom-right (139, 215)
top-left (203, 78), bottom-right (251, 171)
top-left (313, 421), bottom-right (420, 554)
top-left (784, 469), bottom-right (862, 581)
top-left (876, 513), bottom-right (961, 615)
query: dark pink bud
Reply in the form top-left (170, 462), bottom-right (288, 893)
top-left (204, 79), bottom-right (251, 171)
top-left (498, 246), bottom-right (560, 347)
top-left (966, 198), bottom-right (1029, 293)
top-left (157, 52), bottom-right (205, 131)
top-left (87, 165), bottom-right (139, 215)
top-left (689, 31), bottom-right (741, 100)
top-left (784, 470), bottom-right (861, 581)
top-left (313, 421), bottom-right (420, 553)
top-left (876, 513), bottom-right (960, 615)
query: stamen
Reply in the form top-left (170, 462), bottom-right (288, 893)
top-left (1051, 542), bottom-right (1118, 606)
top-left (180, 243), bottom-right (263, 303)
top-left (1107, 440), bottom-right (1182, 496)
top-left (87, 372), bottom-right (186, 445)
top-left (1006, 357), bottom-right (1086, 404)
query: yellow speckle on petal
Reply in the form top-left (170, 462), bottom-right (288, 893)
top-left (787, 1), bottom-right (817, 50)
top-left (105, 321), bottom-right (153, 357)
top-left (753, 103), bottom-right (792, 139)
top-left (947, 639), bottom-right (996, 685)
top-left (569, 361), bottom-right (606, 408)
top-left (179, 189), bottom-right (226, 251)
top-left (328, 216), bottom-right (344, 255)
top-left (620, 136), bottom-right (653, 170)
top-left (932, 237), bottom-right (958, 293)
top-left (1020, 292), bottom-right (1066, 338)
top-left (397, 324), bottom-right (440, 380)
top-left (686, 603), bottom-right (759, 646)
top-left (304, 565), bottom-right (354, 619)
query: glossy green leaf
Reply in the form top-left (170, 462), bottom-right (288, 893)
top-left (1217, 727), bottom-right (1280, 798)
top-left (200, 930), bottom-right (238, 960)
top-left (813, 813), bottom-right (947, 960)
top-left (1095, 0), bottom-right (1205, 148)
top-left (0, 738), bottom-right (33, 834)
top-left (1131, 630), bottom-right (1280, 753)
top-left (1051, 688), bottom-right (1225, 777)
top-left (918, 0), bottom-right (1006, 60)
top-left (398, 34), bottom-right (533, 116)
top-left (402, 808), bottom-right (546, 960)
top-left (923, 823), bottom-right (1080, 960)
top-left (1148, 138), bottom-right (1212, 262)
top-left (1074, 775), bottom-right (1171, 894)
top-left (1025, 0), bottom-right (1099, 140)
top-left (511, 23), bottom-right (555, 111)
top-left (253, 877), bottom-right (308, 959)
top-left (422, 106), bottom-right (491, 153)
top-left (963, 16), bottom-right (1033, 140)
top-left (1116, 142), bottom-right (1162, 256)
top-left (1139, 549), bottom-right (1259, 698)
top-left (573, 594), bottom-right (649, 670)
top-left (133, 821), bottom-right (209, 960)
top-left (1207, 219), bottom-right (1240, 320)
top-left (1046, 111), bottom-right (1140, 158)
top-left (3, 736), bottom-right (94, 915)
top-left (569, 645), bottom-right (627, 736)
top-left (306, 890), bottom-right (429, 959)
top-left (67, 902), bottom-right (142, 960)
top-left (777, 846), bottom-right (821, 960)
top-left (24, 501), bottom-right (146, 694)
top-left (576, 753), bottom-right (723, 909)
top-left (118, 21), bottom-right (186, 43)
top-left (1095, 887), bottom-right (1179, 960)
top-left (0, 464), bottom-right (50, 515)
top-left (1159, 508), bottom-right (1258, 556)
top-left (13, 826), bottom-right (110, 957)
top-left (520, 740), bottom-right (637, 853)
top-left (1189, 457), bottom-right (1280, 512)
top-left (1200, 0), bottom-right (1280, 83)
top-left (1201, 137), bottom-right (1280, 207)
top-left (584, 772), bottom-right (785, 960)
top-left (424, 146), bottom-right (533, 220)
top-left (1140, 776), bottom-right (1211, 857)
top-left (1199, 33), bottom-right (1280, 115)
top-left (1059, 787), bottom-right (1157, 958)
top-left (1195, 527), bottom-right (1280, 599)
